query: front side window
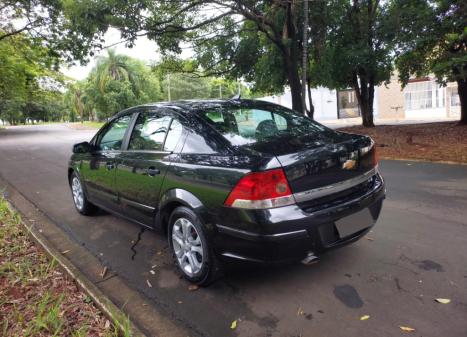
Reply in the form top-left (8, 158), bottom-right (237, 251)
top-left (97, 115), bottom-right (132, 151)
top-left (199, 105), bottom-right (330, 146)
top-left (128, 113), bottom-right (172, 151)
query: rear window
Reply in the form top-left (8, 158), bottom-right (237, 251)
top-left (199, 105), bottom-right (329, 146)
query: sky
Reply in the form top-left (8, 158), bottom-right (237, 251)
top-left (61, 28), bottom-right (162, 80)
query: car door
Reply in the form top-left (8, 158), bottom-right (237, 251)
top-left (115, 109), bottom-right (183, 226)
top-left (81, 113), bottom-right (133, 211)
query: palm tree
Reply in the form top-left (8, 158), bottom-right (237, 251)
top-left (94, 49), bottom-right (141, 96)
top-left (65, 83), bottom-right (85, 123)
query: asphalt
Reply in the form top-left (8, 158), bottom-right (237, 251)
top-left (1, 124), bottom-right (466, 337)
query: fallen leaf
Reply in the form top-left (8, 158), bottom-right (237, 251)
top-left (366, 237), bottom-right (374, 241)
top-left (61, 249), bottom-right (70, 254)
top-left (399, 326), bottom-right (415, 332)
top-left (149, 270), bottom-right (155, 275)
top-left (146, 279), bottom-right (152, 288)
top-left (151, 264), bottom-right (158, 268)
top-left (297, 307), bottom-right (305, 316)
top-left (177, 300), bottom-right (183, 304)
top-left (100, 266), bottom-right (107, 279)
top-left (435, 298), bottom-right (450, 304)
top-left (360, 315), bottom-right (370, 321)
top-left (230, 320), bottom-right (237, 329)
top-left (188, 284), bottom-right (199, 291)
top-left (104, 320), bottom-right (111, 329)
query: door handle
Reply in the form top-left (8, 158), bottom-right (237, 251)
top-left (106, 162), bottom-right (114, 170)
top-left (147, 167), bottom-right (160, 177)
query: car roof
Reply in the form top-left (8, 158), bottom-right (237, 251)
top-left (113, 99), bottom-right (279, 118)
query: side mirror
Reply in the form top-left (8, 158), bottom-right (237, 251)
top-left (73, 141), bottom-right (95, 154)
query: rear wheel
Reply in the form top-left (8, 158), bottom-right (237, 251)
top-left (70, 172), bottom-right (97, 215)
top-left (168, 206), bottom-right (221, 285)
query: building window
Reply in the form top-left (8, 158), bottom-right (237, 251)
top-left (404, 81), bottom-right (433, 110)
top-left (337, 89), bottom-right (360, 118)
top-left (451, 93), bottom-right (460, 106)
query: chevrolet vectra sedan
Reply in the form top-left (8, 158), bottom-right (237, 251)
top-left (69, 99), bottom-right (385, 285)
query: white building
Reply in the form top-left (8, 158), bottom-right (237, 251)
top-left (260, 75), bottom-right (460, 122)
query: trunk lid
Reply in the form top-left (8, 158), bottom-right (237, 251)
top-left (239, 131), bottom-right (376, 194)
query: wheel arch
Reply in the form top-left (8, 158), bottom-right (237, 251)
top-left (158, 188), bottom-right (209, 235)
top-left (68, 167), bottom-right (74, 184)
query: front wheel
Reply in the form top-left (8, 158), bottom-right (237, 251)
top-left (70, 172), bottom-right (97, 215)
top-left (168, 206), bottom-right (221, 285)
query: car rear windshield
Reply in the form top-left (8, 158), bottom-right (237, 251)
top-left (198, 104), bottom-right (330, 146)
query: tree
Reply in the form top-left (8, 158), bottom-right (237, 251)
top-left (0, 32), bottom-right (65, 124)
top-left (393, 0), bottom-right (467, 124)
top-left (309, 0), bottom-right (395, 127)
top-left (59, 0), bottom-right (320, 114)
top-left (0, 0), bottom-right (105, 63)
top-left (74, 51), bottom-right (163, 120)
top-left (65, 83), bottom-right (85, 122)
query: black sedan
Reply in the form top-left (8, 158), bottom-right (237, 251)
top-left (68, 99), bottom-right (385, 285)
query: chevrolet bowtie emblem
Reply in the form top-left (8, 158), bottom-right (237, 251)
top-left (342, 159), bottom-right (357, 170)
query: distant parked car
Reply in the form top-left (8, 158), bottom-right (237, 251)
top-left (68, 99), bottom-right (385, 285)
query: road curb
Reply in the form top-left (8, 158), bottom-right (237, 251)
top-left (380, 156), bottom-right (467, 166)
top-left (5, 199), bottom-right (148, 337)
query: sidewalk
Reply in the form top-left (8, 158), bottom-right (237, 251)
top-left (321, 116), bottom-right (459, 129)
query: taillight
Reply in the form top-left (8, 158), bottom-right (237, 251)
top-left (224, 168), bottom-right (295, 209)
top-left (372, 146), bottom-right (378, 166)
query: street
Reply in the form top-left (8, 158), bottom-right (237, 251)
top-left (0, 124), bottom-right (466, 337)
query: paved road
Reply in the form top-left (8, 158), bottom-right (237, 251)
top-left (1, 124), bottom-right (466, 337)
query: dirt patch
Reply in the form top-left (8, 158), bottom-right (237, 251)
top-left (339, 122), bottom-right (467, 164)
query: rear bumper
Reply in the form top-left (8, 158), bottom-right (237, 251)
top-left (212, 172), bottom-right (385, 264)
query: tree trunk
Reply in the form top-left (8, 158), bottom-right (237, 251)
top-left (366, 75), bottom-right (375, 127)
top-left (352, 72), bottom-right (375, 127)
top-left (457, 78), bottom-right (467, 125)
top-left (283, 52), bottom-right (303, 113)
top-left (283, 0), bottom-right (304, 113)
top-left (307, 77), bottom-right (315, 119)
top-left (301, 0), bottom-right (309, 115)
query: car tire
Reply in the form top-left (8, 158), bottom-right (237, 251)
top-left (168, 206), bottom-right (222, 285)
top-left (70, 172), bottom-right (97, 215)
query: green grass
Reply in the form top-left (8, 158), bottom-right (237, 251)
top-left (0, 195), bottom-right (132, 336)
top-left (81, 121), bottom-right (105, 129)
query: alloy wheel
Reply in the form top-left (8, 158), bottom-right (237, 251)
top-left (171, 217), bottom-right (204, 276)
top-left (71, 176), bottom-right (84, 211)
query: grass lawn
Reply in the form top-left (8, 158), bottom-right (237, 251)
top-left (68, 121), bottom-right (105, 130)
top-left (0, 196), bottom-right (130, 337)
top-left (339, 122), bottom-right (467, 164)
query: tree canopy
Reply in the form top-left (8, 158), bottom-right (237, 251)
top-left (393, 0), bottom-right (467, 124)
top-left (1, 0), bottom-right (466, 127)
top-left (0, 32), bottom-right (65, 124)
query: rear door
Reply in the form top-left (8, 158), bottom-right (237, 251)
top-left (115, 109), bottom-right (183, 226)
top-left (81, 114), bottom-right (133, 211)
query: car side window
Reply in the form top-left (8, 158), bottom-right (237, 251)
top-left (128, 113), bottom-right (171, 151)
top-left (164, 119), bottom-right (183, 152)
top-left (97, 115), bottom-right (132, 151)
